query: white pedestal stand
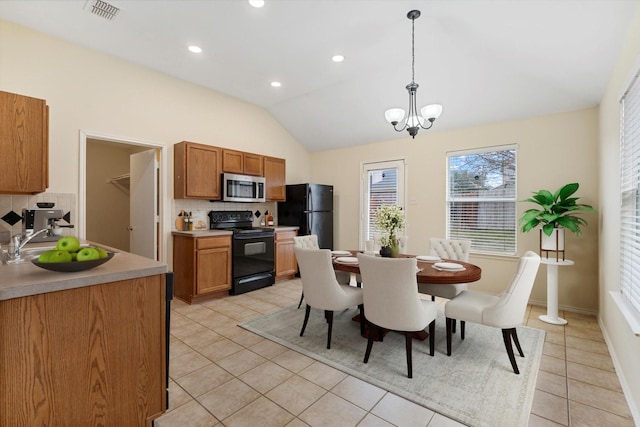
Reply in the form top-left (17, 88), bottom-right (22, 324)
top-left (539, 258), bottom-right (574, 325)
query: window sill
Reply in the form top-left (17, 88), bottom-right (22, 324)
top-left (610, 291), bottom-right (640, 336)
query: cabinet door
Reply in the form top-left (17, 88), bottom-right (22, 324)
top-left (275, 230), bottom-right (298, 279)
top-left (197, 247), bottom-right (231, 294)
top-left (264, 156), bottom-right (286, 201)
top-left (243, 152), bottom-right (263, 176)
top-left (0, 91), bottom-right (48, 194)
top-left (174, 141), bottom-right (221, 199)
top-left (222, 149), bottom-right (244, 174)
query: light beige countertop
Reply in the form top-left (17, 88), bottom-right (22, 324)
top-left (273, 226), bottom-right (299, 232)
top-left (0, 241), bottom-right (167, 301)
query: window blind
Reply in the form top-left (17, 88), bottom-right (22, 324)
top-left (447, 146), bottom-right (517, 255)
top-left (368, 168), bottom-right (398, 238)
top-left (620, 67), bottom-right (640, 314)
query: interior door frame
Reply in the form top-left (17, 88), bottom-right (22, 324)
top-left (79, 130), bottom-right (168, 263)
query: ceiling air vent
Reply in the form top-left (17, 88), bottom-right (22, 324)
top-left (88, 0), bottom-right (120, 20)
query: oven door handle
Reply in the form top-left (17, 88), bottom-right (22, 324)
top-left (233, 233), bottom-right (275, 240)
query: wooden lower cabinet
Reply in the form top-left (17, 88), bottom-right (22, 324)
top-left (275, 229), bottom-right (298, 280)
top-left (0, 275), bottom-right (167, 426)
top-left (173, 234), bottom-right (232, 303)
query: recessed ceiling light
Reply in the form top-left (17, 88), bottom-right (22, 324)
top-left (332, 55), bottom-right (345, 63)
top-left (188, 45), bottom-right (202, 54)
top-left (249, 0), bottom-right (264, 8)
top-left (270, 81), bottom-right (281, 87)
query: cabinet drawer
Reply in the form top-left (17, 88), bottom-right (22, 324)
top-left (275, 230), bottom-right (297, 241)
top-left (196, 235), bottom-right (231, 250)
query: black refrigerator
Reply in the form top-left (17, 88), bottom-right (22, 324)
top-left (278, 183), bottom-right (334, 249)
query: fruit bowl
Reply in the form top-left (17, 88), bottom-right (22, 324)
top-left (31, 252), bottom-right (115, 272)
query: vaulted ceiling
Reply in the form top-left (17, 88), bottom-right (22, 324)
top-left (0, 0), bottom-right (637, 151)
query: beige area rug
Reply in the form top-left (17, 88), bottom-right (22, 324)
top-left (241, 305), bottom-right (545, 427)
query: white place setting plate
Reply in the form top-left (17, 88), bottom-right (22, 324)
top-left (331, 250), bottom-right (352, 256)
top-left (416, 255), bottom-right (441, 262)
top-left (335, 256), bottom-right (358, 264)
top-left (433, 262), bottom-right (466, 271)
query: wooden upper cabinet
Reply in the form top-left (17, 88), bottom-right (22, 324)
top-left (0, 91), bottom-right (49, 194)
top-left (174, 141), bottom-right (222, 200)
top-left (222, 149), bottom-right (263, 176)
top-left (264, 156), bottom-right (286, 201)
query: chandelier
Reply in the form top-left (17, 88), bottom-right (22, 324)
top-left (385, 10), bottom-right (442, 138)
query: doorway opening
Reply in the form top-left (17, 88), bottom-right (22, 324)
top-left (79, 131), bottom-right (166, 262)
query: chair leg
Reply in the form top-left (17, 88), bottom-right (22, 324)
top-left (405, 331), bottom-right (413, 378)
top-left (502, 328), bottom-right (520, 374)
top-left (446, 317), bottom-right (453, 356)
top-left (297, 292), bottom-right (304, 309)
top-left (325, 310), bottom-right (334, 349)
top-left (300, 305), bottom-right (311, 337)
top-left (511, 328), bottom-right (524, 357)
top-left (428, 320), bottom-right (435, 356)
top-left (452, 319), bottom-right (457, 333)
top-left (364, 321), bottom-right (375, 363)
top-left (358, 304), bottom-right (365, 336)
top-left (431, 295), bottom-right (435, 301)
top-left (461, 321), bottom-right (466, 340)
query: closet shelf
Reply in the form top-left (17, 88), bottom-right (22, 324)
top-left (108, 173), bottom-right (130, 189)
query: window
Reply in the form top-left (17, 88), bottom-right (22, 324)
top-left (447, 146), bottom-right (517, 255)
top-left (361, 160), bottom-right (405, 247)
top-left (619, 64), bottom-right (640, 318)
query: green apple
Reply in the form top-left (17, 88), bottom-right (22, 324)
top-left (56, 236), bottom-right (81, 253)
top-left (76, 247), bottom-right (100, 262)
top-left (40, 250), bottom-right (72, 263)
top-left (38, 249), bottom-right (56, 263)
top-left (95, 247), bottom-right (109, 259)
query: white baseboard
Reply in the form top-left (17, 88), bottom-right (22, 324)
top-left (598, 316), bottom-right (640, 425)
top-left (528, 299), bottom-right (598, 317)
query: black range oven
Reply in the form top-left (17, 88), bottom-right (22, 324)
top-left (209, 210), bottom-right (275, 295)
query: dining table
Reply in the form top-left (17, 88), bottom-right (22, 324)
top-left (331, 250), bottom-right (482, 291)
top-left (332, 250), bottom-right (482, 340)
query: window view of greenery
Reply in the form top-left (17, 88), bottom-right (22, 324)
top-left (447, 147), bottom-right (517, 255)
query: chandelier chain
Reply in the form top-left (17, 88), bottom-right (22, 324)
top-left (411, 15), bottom-right (415, 84)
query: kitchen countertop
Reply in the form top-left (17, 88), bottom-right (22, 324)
top-left (0, 241), bottom-right (167, 301)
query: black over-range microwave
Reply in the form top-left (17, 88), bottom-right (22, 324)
top-left (222, 173), bottom-right (266, 203)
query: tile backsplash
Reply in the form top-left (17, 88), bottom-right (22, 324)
top-left (0, 193), bottom-right (76, 243)
top-left (173, 200), bottom-right (278, 230)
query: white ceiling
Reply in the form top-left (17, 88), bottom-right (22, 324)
top-left (0, 0), bottom-right (637, 151)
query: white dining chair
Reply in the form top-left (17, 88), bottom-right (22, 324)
top-left (293, 234), bottom-right (352, 308)
top-left (444, 251), bottom-right (541, 374)
top-left (357, 253), bottom-right (437, 378)
top-left (421, 238), bottom-right (472, 333)
top-left (295, 247), bottom-right (364, 349)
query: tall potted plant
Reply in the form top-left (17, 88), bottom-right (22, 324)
top-left (519, 182), bottom-right (596, 259)
top-left (375, 204), bottom-right (406, 258)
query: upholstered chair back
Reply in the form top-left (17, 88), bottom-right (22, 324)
top-left (429, 238), bottom-right (471, 262)
top-left (294, 247), bottom-right (356, 310)
top-left (483, 251), bottom-right (541, 328)
top-left (357, 254), bottom-right (434, 331)
top-left (293, 234), bottom-right (319, 249)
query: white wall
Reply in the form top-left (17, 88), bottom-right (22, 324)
top-left (311, 108), bottom-right (600, 311)
top-left (0, 20), bottom-right (312, 264)
top-left (598, 3), bottom-right (640, 420)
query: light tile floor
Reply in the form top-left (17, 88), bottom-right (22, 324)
top-left (155, 279), bottom-right (635, 427)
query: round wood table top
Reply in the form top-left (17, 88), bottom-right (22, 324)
top-left (332, 251), bottom-right (481, 285)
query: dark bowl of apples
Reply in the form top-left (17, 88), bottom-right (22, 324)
top-left (31, 252), bottom-right (115, 272)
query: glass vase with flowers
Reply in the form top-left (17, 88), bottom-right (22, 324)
top-left (375, 204), bottom-right (406, 257)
